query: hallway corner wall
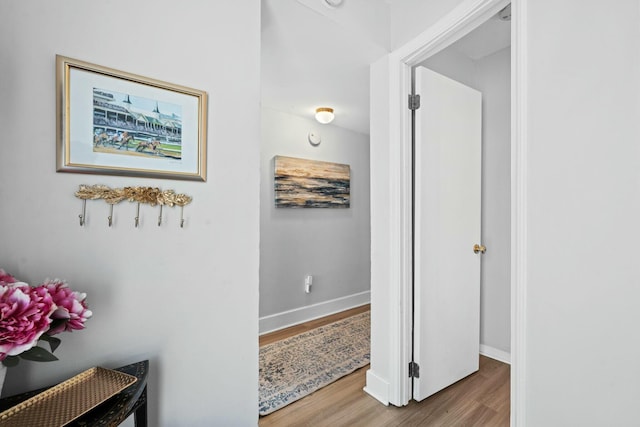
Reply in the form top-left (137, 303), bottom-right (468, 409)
top-left (259, 108), bottom-right (371, 330)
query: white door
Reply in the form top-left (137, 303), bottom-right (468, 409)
top-left (413, 66), bottom-right (482, 401)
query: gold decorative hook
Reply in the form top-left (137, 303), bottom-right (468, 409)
top-left (135, 203), bottom-right (140, 228)
top-left (79, 199), bottom-right (87, 226)
top-left (108, 204), bottom-right (114, 227)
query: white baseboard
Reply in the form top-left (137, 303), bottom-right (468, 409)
top-left (364, 369), bottom-right (390, 405)
top-left (480, 344), bottom-right (511, 364)
top-left (259, 291), bottom-right (371, 335)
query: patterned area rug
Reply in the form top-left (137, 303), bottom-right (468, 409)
top-left (259, 311), bottom-right (370, 416)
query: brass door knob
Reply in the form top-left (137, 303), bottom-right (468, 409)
top-left (473, 244), bottom-right (486, 254)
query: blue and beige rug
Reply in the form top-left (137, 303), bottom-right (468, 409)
top-left (258, 311), bottom-right (370, 416)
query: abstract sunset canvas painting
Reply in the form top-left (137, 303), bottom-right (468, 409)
top-left (274, 156), bottom-right (350, 208)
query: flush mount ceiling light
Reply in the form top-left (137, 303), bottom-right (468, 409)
top-left (315, 107), bottom-right (335, 124)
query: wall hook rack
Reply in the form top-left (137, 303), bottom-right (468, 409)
top-left (74, 184), bottom-right (192, 228)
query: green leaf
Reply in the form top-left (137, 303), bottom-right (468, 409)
top-left (19, 346), bottom-right (59, 362)
top-left (2, 356), bottom-right (20, 367)
top-left (39, 334), bottom-right (62, 353)
top-left (48, 319), bottom-right (66, 333)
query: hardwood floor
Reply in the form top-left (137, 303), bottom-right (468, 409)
top-left (259, 306), bottom-right (510, 427)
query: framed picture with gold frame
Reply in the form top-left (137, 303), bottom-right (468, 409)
top-left (56, 55), bottom-right (207, 181)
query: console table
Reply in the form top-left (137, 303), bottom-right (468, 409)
top-left (0, 360), bottom-right (148, 427)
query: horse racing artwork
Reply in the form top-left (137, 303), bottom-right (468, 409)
top-left (274, 156), bottom-right (350, 208)
top-left (92, 89), bottom-right (183, 160)
top-left (56, 55), bottom-right (208, 181)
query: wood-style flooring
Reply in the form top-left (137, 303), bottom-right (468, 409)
top-left (259, 305), bottom-right (510, 426)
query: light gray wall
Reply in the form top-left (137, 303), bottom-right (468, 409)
top-left (419, 47), bottom-right (477, 88)
top-left (260, 108), bottom-right (370, 318)
top-left (421, 45), bottom-right (511, 355)
top-left (525, 1), bottom-right (640, 424)
top-left (475, 47), bottom-right (511, 354)
top-left (0, 1), bottom-right (260, 425)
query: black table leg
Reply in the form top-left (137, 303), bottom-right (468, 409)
top-left (134, 385), bottom-right (148, 427)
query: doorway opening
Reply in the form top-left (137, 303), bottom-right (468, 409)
top-left (365, 1), bottom-right (526, 422)
top-left (410, 7), bottom-right (511, 404)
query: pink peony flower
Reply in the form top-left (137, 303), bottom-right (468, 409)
top-left (0, 268), bottom-right (92, 365)
top-left (0, 283), bottom-right (56, 360)
top-left (0, 269), bottom-right (16, 285)
top-left (40, 279), bottom-right (93, 335)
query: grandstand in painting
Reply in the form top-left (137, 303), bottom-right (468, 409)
top-left (93, 88), bottom-right (183, 159)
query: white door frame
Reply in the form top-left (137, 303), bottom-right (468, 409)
top-left (380, 0), bottom-right (528, 424)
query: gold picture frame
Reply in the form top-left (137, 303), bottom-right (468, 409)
top-left (56, 55), bottom-right (208, 181)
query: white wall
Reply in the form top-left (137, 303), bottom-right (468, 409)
top-left (259, 108), bottom-right (370, 331)
top-left (367, 54), bottom-right (395, 404)
top-left (420, 45), bottom-right (512, 358)
top-left (525, 1), bottom-right (640, 425)
top-left (0, 1), bottom-right (260, 426)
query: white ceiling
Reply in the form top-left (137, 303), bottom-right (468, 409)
top-left (261, 0), bottom-right (511, 136)
top-left (449, 12), bottom-right (511, 60)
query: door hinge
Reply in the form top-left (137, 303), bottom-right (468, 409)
top-left (408, 94), bottom-right (421, 110)
top-left (409, 361), bottom-right (420, 378)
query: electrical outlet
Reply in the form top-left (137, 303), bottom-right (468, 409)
top-left (305, 275), bottom-right (313, 293)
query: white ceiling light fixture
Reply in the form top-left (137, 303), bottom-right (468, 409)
top-left (315, 107), bottom-right (335, 124)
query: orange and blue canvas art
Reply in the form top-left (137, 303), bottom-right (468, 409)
top-left (274, 156), bottom-right (350, 208)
